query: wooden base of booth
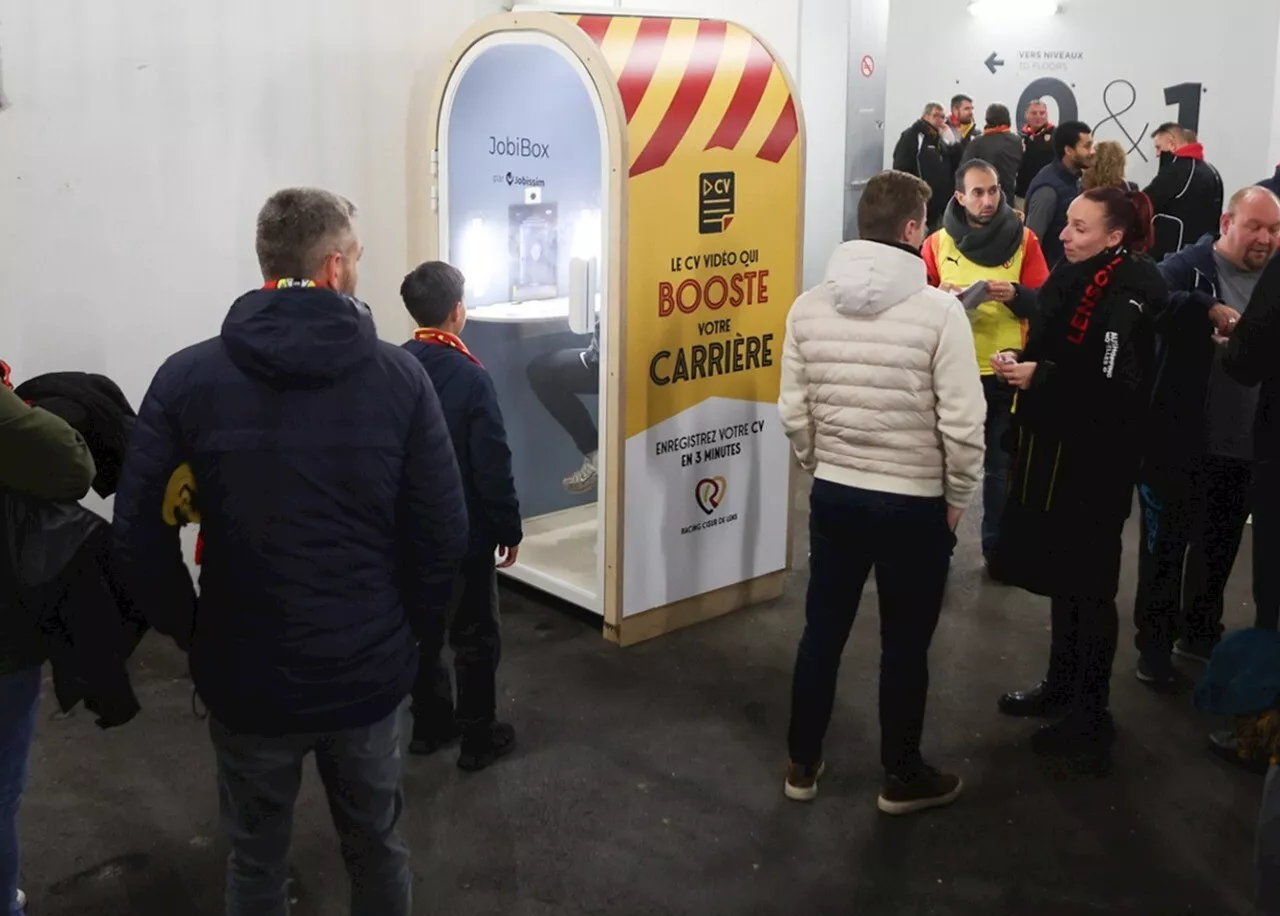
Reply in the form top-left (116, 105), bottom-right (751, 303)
top-left (603, 570), bottom-right (788, 648)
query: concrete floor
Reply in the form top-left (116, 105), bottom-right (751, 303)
top-left (21, 486), bottom-right (1265, 915)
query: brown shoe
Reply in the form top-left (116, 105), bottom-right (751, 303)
top-left (783, 761), bottom-right (826, 802)
top-left (877, 766), bottom-right (962, 816)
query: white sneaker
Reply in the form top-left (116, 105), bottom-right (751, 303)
top-left (563, 452), bottom-right (598, 494)
top-left (783, 761), bottom-right (826, 802)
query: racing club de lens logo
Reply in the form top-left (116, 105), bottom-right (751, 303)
top-left (695, 476), bottom-right (727, 516)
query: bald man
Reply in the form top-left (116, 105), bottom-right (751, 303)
top-left (1134, 187), bottom-right (1280, 693)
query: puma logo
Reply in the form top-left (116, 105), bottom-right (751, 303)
top-left (944, 255), bottom-right (961, 266)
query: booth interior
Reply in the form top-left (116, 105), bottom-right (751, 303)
top-left (438, 32), bottom-right (610, 614)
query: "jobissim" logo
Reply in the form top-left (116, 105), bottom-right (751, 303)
top-left (695, 476), bottom-right (727, 515)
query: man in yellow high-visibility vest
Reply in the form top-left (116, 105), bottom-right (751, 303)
top-left (923, 158), bottom-right (1050, 573)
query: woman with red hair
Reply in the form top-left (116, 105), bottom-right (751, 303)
top-left (987, 187), bottom-right (1167, 769)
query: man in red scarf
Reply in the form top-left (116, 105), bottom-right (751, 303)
top-left (1016, 99), bottom-right (1055, 205)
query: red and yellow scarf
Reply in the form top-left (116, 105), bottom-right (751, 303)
top-left (413, 328), bottom-right (483, 367)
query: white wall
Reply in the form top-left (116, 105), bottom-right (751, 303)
top-left (1271, 12), bottom-right (1280, 171)
top-left (0, 0), bottom-right (503, 411)
top-left (798, 0), bottom-right (851, 288)
top-left (885, 0), bottom-right (1280, 196)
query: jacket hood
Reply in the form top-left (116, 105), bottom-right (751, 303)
top-left (1173, 142), bottom-right (1206, 161)
top-left (221, 286), bottom-right (379, 389)
top-left (823, 240), bottom-right (927, 317)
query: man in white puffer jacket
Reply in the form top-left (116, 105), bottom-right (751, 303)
top-left (779, 169), bottom-right (986, 816)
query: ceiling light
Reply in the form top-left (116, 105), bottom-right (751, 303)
top-left (968, 0), bottom-right (1060, 19)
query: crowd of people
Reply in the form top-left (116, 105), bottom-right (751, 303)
top-left (1, 96), bottom-right (1277, 915)
top-left (788, 95), bottom-right (1280, 905)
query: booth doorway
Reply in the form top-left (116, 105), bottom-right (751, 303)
top-left (436, 31), bottom-right (612, 614)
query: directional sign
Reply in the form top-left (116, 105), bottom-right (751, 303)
top-left (985, 51), bottom-right (1005, 74)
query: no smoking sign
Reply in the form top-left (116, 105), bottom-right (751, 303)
top-left (860, 55), bottom-right (875, 78)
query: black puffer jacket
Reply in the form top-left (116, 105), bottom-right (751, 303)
top-left (990, 249), bottom-right (1168, 598)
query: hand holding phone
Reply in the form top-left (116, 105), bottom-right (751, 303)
top-left (990, 351), bottom-right (1018, 378)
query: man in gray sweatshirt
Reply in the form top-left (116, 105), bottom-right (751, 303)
top-left (1134, 187), bottom-right (1280, 695)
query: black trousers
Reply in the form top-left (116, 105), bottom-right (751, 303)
top-left (526, 349), bottom-right (599, 457)
top-left (1256, 460), bottom-right (1280, 631)
top-left (411, 553), bottom-right (501, 735)
top-left (981, 375), bottom-right (1015, 554)
top-left (788, 480), bottom-right (954, 778)
top-left (1047, 595), bottom-right (1119, 715)
top-left (1134, 455), bottom-right (1254, 658)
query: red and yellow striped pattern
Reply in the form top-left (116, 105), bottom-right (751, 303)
top-left (567, 15), bottom-right (799, 178)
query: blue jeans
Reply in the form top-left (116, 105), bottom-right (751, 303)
top-left (0, 667), bottom-right (41, 916)
top-left (982, 375), bottom-right (1015, 554)
top-left (210, 708), bottom-right (411, 916)
top-left (788, 481), bottom-right (955, 778)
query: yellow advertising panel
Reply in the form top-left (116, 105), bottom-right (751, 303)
top-left (570, 14), bottom-right (803, 618)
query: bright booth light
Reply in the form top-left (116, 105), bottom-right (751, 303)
top-left (570, 208), bottom-right (601, 262)
top-left (458, 217), bottom-right (500, 299)
top-left (968, 0), bottom-right (1060, 19)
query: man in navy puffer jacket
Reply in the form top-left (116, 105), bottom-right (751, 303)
top-left (113, 188), bottom-right (468, 916)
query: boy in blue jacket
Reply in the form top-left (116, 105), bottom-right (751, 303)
top-left (401, 262), bottom-right (523, 771)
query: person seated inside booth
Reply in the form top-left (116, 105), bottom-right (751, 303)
top-left (401, 261), bottom-right (523, 771)
top-left (526, 321), bottom-right (600, 494)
